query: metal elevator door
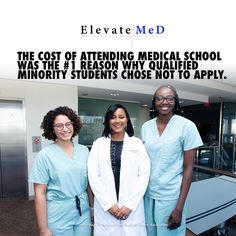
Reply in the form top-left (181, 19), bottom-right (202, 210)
top-left (0, 100), bottom-right (27, 198)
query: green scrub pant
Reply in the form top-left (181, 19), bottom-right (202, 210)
top-left (144, 196), bottom-right (186, 236)
top-left (47, 196), bottom-right (91, 236)
top-left (50, 224), bottom-right (91, 236)
top-left (48, 208), bottom-right (91, 236)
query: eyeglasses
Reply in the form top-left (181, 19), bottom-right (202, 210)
top-left (155, 96), bottom-right (175, 103)
top-left (54, 122), bottom-right (73, 130)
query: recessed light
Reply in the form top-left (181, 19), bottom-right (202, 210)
top-left (110, 92), bottom-right (119, 96)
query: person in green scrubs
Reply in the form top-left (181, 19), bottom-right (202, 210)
top-left (29, 106), bottom-right (93, 236)
top-left (141, 85), bottom-right (203, 236)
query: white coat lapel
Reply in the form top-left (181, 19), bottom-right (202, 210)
top-left (119, 133), bottom-right (129, 181)
top-left (104, 136), bottom-right (117, 201)
top-left (104, 136), bottom-right (112, 167)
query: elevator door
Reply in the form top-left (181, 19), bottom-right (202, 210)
top-left (0, 100), bottom-right (27, 198)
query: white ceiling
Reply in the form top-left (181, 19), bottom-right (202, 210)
top-left (77, 78), bottom-right (236, 107)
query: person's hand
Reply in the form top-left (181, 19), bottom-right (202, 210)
top-left (116, 206), bottom-right (131, 220)
top-left (167, 208), bottom-right (182, 230)
top-left (108, 204), bottom-right (120, 218)
top-left (39, 228), bottom-right (52, 236)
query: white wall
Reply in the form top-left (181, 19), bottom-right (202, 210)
top-left (137, 106), bottom-right (150, 137)
top-left (0, 79), bottom-right (78, 197)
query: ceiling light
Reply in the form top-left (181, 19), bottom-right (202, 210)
top-left (110, 92), bottom-right (119, 96)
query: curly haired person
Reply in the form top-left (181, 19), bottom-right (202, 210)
top-left (29, 106), bottom-right (93, 236)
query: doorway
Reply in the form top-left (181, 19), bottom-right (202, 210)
top-left (0, 100), bottom-right (27, 198)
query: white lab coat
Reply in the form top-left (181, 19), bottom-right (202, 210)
top-left (88, 133), bottom-right (150, 236)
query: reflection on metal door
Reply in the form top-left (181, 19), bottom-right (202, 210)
top-left (0, 100), bottom-right (27, 198)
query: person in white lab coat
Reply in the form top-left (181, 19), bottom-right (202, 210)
top-left (88, 104), bottom-right (150, 236)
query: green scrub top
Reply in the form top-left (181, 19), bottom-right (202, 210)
top-left (141, 115), bottom-right (203, 200)
top-left (29, 143), bottom-right (89, 200)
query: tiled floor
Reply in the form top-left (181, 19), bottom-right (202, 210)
top-left (0, 197), bottom-right (37, 236)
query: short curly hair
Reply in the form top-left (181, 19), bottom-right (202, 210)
top-left (40, 106), bottom-right (82, 141)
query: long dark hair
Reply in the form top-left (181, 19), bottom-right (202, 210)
top-left (102, 104), bottom-right (134, 137)
top-left (151, 85), bottom-right (184, 116)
